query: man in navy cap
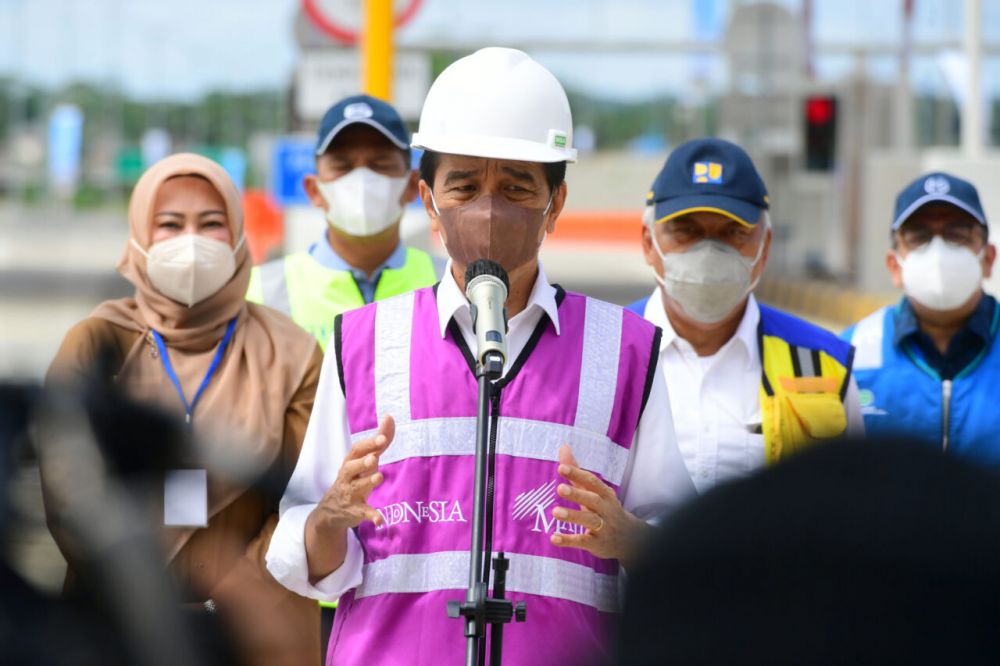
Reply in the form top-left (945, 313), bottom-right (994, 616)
top-left (628, 138), bottom-right (863, 493)
top-left (844, 172), bottom-right (1000, 463)
top-left (248, 94), bottom-right (438, 349)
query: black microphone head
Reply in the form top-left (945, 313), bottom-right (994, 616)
top-left (465, 259), bottom-right (510, 295)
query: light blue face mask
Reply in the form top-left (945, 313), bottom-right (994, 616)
top-left (650, 223), bottom-right (766, 324)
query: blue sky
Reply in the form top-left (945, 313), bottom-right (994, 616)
top-left (1, 0), bottom-right (999, 101)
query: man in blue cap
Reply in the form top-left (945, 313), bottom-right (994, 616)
top-left (843, 172), bottom-right (999, 463)
top-left (628, 138), bottom-right (863, 493)
top-left (247, 94), bottom-right (438, 349)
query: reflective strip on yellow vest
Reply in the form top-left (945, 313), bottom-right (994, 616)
top-left (757, 312), bottom-right (852, 464)
top-left (247, 247), bottom-right (438, 350)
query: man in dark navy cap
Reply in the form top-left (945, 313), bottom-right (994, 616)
top-left (247, 94), bottom-right (438, 349)
top-left (844, 172), bottom-right (1000, 463)
top-left (628, 138), bottom-right (863, 493)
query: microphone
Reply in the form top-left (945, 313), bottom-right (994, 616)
top-left (464, 260), bottom-right (509, 378)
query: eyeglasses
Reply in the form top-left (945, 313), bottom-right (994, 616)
top-left (660, 220), bottom-right (758, 251)
top-left (898, 224), bottom-right (982, 249)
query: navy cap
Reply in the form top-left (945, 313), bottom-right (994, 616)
top-left (315, 94), bottom-right (410, 156)
top-left (647, 138), bottom-right (769, 227)
top-left (892, 172), bottom-right (987, 231)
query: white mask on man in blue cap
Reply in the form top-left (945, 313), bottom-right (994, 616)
top-left (895, 236), bottom-right (984, 311)
top-left (317, 167), bottom-right (410, 238)
top-left (650, 224), bottom-right (768, 324)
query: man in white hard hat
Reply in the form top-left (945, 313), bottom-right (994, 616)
top-left (266, 48), bottom-right (694, 665)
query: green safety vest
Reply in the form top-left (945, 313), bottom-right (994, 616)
top-left (246, 247), bottom-right (438, 350)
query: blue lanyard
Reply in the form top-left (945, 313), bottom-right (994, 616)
top-left (151, 318), bottom-right (237, 425)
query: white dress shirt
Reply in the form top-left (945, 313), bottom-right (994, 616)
top-left (643, 290), bottom-right (864, 495)
top-left (265, 264), bottom-right (696, 601)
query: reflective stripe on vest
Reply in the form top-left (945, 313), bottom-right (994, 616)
top-left (259, 260), bottom-right (292, 316)
top-left (351, 416), bottom-right (632, 488)
top-left (757, 307), bottom-right (853, 464)
top-left (354, 550), bottom-right (620, 612)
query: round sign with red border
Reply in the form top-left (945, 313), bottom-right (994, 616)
top-left (303, 0), bottom-right (423, 45)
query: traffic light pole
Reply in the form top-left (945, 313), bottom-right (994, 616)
top-left (362, 0), bottom-right (393, 101)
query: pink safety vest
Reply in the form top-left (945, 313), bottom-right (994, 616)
top-left (327, 285), bottom-right (660, 666)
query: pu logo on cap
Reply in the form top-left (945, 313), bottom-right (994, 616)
top-left (924, 175), bottom-right (950, 195)
top-left (693, 162), bottom-right (723, 184)
top-left (344, 102), bottom-right (374, 120)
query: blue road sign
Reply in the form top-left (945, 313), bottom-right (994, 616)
top-left (48, 104), bottom-right (84, 192)
top-left (272, 138), bottom-right (316, 207)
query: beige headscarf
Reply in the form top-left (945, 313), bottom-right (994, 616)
top-left (92, 153), bottom-right (318, 559)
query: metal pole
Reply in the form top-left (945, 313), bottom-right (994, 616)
top-left (894, 0), bottom-right (914, 151)
top-left (963, 0), bottom-right (983, 159)
top-left (803, 0), bottom-right (814, 81)
top-left (465, 370), bottom-right (492, 665)
top-left (362, 0), bottom-right (393, 101)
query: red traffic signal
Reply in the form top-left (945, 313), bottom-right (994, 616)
top-left (806, 96), bottom-right (836, 125)
top-left (804, 95), bottom-right (837, 171)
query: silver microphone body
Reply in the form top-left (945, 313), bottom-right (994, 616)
top-left (465, 273), bottom-right (509, 368)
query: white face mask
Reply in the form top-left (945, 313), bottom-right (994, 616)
top-left (652, 228), bottom-right (765, 325)
top-left (896, 235), bottom-right (983, 311)
top-left (316, 167), bottom-right (409, 238)
top-left (132, 234), bottom-right (243, 307)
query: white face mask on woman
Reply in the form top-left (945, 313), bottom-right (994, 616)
top-left (651, 224), bottom-right (766, 325)
top-left (316, 167), bottom-right (409, 238)
top-left (132, 234), bottom-right (244, 307)
top-left (896, 235), bottom-right (983, 311)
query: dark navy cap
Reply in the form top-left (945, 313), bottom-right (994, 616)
top-left (315, 94), bottom-right (410, 156)
top-left (647, 138), bottom-right (769, 227)
top-left (892, 172), bottom-right (987, 231)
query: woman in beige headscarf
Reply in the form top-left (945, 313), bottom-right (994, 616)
top-left (43, 153), bottom-right (322, 665)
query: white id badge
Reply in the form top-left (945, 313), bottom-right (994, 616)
top-left (164, 469), bottom-right (208, 527)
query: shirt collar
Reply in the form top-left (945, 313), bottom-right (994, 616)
top-left (644, 288), bottom-right (760, 357)
top-left (892, 293), bottom-right (996, 348)
top-left (436, 261), bottom-right (561, 338)
top-left (308, 232), bottom-right (407, 279)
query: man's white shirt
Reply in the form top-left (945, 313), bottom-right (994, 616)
top-left (642, 289), bottom-right (864, 495)
top-left (265, 264), bottom-right (695, 601)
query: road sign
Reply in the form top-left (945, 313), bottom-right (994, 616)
top-left (48, 104), bottom-right (84, 196)
top-left (295, 49), bottom-right (431, 121)
top-left (271, 137), bottom-right (317, 207)
top-left (302, 0), bottom-right (422, 45)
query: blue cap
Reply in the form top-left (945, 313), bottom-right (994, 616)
top-left (892, 172), bottom-right (987, 231)
top-left (315, 94), bottom-right (410, 156)
top-left (647, 138), bottom-right (769, 227)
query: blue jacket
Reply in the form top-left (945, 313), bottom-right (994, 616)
top-left (843, 300), bottom-right (1000, 465)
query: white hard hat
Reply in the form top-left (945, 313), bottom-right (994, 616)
top-left (411, 47), bottom-right (577, 163)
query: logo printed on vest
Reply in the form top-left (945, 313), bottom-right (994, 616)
top-left (858, 388), bottom-right (889, 416)
top-left (512, 480), bottom-right (585, 536)
top-left (374, 499), bottom-right (467, 531)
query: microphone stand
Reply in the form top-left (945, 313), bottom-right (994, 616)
top-left (448, 350), bottom-right (526, 666)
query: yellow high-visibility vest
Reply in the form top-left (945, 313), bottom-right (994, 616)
top-left (757, 304), bottom-right (854, 463)
top-left (247, 247), bottom-right (437, 350)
